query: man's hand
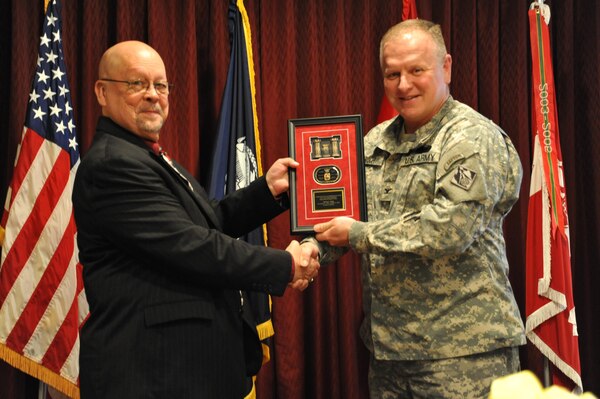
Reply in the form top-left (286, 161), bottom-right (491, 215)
top-left (314, 216), bottom-right (356, 246)
top-left (266, 157), bottom-right (299, 198)
top-left (285, 240), bottom-right (320, 291)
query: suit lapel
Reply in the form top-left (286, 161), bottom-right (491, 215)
top-left (156, 155), bottom-right (222, 229)
top-left (96, 118), bottom-right (224, 230)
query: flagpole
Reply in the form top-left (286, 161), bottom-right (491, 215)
top-left (543, 356), bottom-right (550, 388)
top-left (38, 382), bottom-right (47, 399)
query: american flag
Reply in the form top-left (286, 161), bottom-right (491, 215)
top-left (0, 0), bottom-right (87, 397)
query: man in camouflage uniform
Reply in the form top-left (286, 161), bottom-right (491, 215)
top-left (310, 19), bottom-right (525, 398)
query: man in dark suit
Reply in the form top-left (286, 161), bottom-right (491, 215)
top-left (73, 40), bottom-right (319, 399)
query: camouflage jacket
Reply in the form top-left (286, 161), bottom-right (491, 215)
top-left (323, 97), bottom-right (526, 360)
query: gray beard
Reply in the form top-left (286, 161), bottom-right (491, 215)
top-left (137, 119), bottom-right (163, 133)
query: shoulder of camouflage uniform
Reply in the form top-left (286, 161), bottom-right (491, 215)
top-left (364, 117), bottom-right (398, 156)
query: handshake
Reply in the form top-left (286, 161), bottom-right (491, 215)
top-left (266, 158), bottom-right (355, 291)
top-left (283, 216), bottom-right (357, 291)
top-left (285, 240), bottom-right (320, 291)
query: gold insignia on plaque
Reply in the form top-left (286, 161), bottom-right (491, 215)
top-left (310, 135), bottom-right (342, 160)
top-left (313, 165), bottom-right (342, 184)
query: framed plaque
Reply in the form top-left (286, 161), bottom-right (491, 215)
top-left (288, 114), bottom-right (367, 234)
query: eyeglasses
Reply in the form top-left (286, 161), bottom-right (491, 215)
top-left (99, 78), bottom-right (173, 95)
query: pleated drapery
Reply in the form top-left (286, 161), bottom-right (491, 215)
top-left (1, 1), bottom-right (599, 398)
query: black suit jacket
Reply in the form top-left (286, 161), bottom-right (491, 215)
top-left (73, 117), bottom-right (292, 399)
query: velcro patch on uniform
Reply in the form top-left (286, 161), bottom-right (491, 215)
top-left (443, 153), bottom-right (465, 171)
top-left (451, 165), bottom-right (477, 190)
top-left (399, 152), bottom-right (439, 167)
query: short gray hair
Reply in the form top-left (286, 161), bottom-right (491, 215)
top-left (379, 19), bottom-right (447, 65)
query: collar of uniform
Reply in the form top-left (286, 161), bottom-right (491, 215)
top-left (364, 96), bottom-right (455, 159)
top-left (393, 95), bottom-right (455, 155)
top-left (409, 95), bottom-right (455, 145)
top-left (363, 117), bottom-right (400, 158)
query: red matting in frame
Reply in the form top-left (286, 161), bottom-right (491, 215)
top-left (288, 115), bottom-right (366, 234)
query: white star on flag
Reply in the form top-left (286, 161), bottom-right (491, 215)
top-left (55, 120), bottom-right (67, 134)
top-left (40, 33), bottom-right (51, 47)
top-left (43, 86), bottom-right (56, 100)
top-left (58, 84), bottom-right (69, 97)
top-left (47, 13), bottom-right (58, 27)
top-left (29, 90), bottom-right (40, 103)
top-left (33, 106), bottom-right (46, 120)
top-left (52, 66), bottom-right (64, 80)
top-left (46, 50), bottom-right (58, 64)
top-left (37, 69), bottom-right (49, 84)
top-left (49, 103), bottom-right (62, 117)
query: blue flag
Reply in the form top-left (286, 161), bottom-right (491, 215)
top-left (207, 1), bottom-right (273, 395)
top-left (208, 0), bottom-right (264, 204)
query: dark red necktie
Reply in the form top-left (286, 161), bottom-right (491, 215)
top-left (146, 141), bottom-right (194, 192)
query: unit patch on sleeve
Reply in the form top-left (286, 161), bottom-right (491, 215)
top-left (451, 165), bottom-right (477, 190)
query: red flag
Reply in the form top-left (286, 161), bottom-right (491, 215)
top-left (0, 0), bottom-right (87, 397)
top-left (376, 0), bottom-right (418, 124)
top-left (401, 0), bottom-right (418, 22)
top-left (525, 3), bottom-right (582, 393)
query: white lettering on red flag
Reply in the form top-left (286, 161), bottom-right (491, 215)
top-left (525, 3), bottom-right (582, 393)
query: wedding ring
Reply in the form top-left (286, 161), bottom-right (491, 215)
top-left (310, 278), bottom-right (314, 283)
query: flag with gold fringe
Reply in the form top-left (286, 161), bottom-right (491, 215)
top-left (206, 1), bottom-right (272, 398)
top-left (0, 0), bottom-right (86, 398)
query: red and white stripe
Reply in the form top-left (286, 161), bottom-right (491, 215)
top-left (1, 126), bottom-right (87, 389)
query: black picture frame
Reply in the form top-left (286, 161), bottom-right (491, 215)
top-left (288, 114), bottom-right (367, 234)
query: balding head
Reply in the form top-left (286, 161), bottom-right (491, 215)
top-left (98, 41), bottom-right (164, 79)
top-left (95, 41), bottom-right (170, 142)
